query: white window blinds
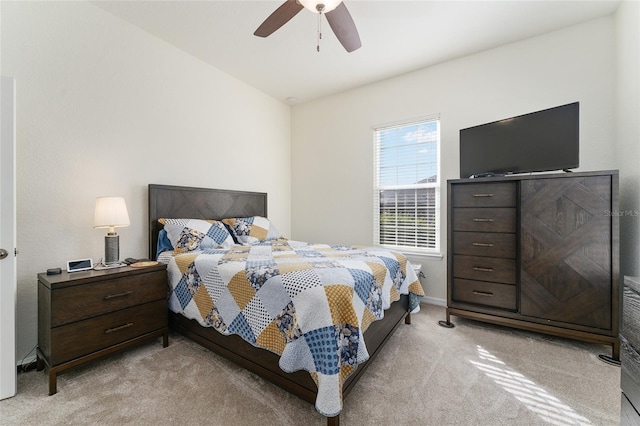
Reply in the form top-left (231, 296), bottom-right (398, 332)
top-left (374, 117), bottom-right (440, 253)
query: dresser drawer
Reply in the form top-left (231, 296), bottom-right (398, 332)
top-left (50, 300), bottom-right (167, 365)
top-left (621, 335), bottom-right (640, 414)
top-left (453, 254), bottom-right (516, 284)
top-left (51, 271), bottom-right (166, 327)
top-left (453, 208), bottom-right (516, 233)
top-left (452, 279), bottom-right (516, 310)
top-left (453, 232), bottom-right (516, 258)
top-left (452, 182), bottom-right (516, 208)
top-left (621, 392), bottom-right (640, 426)
top-left (623, 285), bottom-right (640, 352)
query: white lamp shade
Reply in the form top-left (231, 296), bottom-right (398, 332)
top-left (299, 0), bottom-right (342, 13)
top-left (94, 197), bottom-right (130, 229)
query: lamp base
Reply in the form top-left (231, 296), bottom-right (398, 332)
top-left (104, 233), bottom-right (119, 265)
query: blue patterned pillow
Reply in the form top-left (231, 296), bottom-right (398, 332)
top-left (156, 229), bottom-right (174, 257)
top-left (159, 218), bottom-right (235, 254)
top-left (222, 216), bottom-right (283, 245)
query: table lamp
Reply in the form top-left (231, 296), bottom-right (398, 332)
top-left (94, 196), bottom-right (130, 265)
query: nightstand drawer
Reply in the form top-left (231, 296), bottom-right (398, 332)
top-left (51, 271), bottom-right (166, 327)
top-left (453, 254), bottom-right (516, 284)
top-left (452, 182), bottom-right (516, 208)
top-left (453, 232), bottom-right (516, 258)
top-left (452, 278), bottom-right (516, 310)
top-left (453, 208), bottom-right (516, 233)
top-left (50, 300), bottom-right (167, 365)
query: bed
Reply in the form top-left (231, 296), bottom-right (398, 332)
top-left (148, 184), bottom-right (424, 425)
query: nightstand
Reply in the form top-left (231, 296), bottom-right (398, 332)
top-left (36, 263), bottom-right (169, 395)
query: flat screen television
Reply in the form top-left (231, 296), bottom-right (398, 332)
top-left (459, 102), bottom-right (579, 178)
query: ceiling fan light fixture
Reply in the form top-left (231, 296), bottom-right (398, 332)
top-left (298, 0), bottom-right (341, 14)
top-left (255, 0), bottom-right (361, 53)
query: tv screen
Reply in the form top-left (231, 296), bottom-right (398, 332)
top-left (459, 102), bottom-right (579, 178)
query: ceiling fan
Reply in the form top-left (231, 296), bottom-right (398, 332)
top-left (254, 0), bottom-right (362, 53)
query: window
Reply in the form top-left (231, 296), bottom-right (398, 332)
top-left (373, 116), bottom-right (440, 254)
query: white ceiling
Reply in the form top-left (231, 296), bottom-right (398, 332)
top-left (93, 0), bottom-right (621, 104)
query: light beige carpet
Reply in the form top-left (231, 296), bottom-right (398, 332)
top-left (0, 305), bottom-right (620, 425)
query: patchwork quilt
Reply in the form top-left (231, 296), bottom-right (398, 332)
top-left (159, 239), bottom-right (424, 417)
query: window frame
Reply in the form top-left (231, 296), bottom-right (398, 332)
top-left (373, 115), bottom-right (441, 256)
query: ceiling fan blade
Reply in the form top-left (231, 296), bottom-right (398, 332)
top-left (325, 2), bottom-right (361, 52)
top-left (254, 0), bottom-right (304, 38)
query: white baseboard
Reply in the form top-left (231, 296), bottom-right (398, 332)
top-left (421, 296), bottom-right (446, 307)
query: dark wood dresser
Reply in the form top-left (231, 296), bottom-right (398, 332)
top-left (621, 276), bottom-right (640, 423)
top-left (37, 263), bottom-right (169, 395)
top-left (442, 170), bottom-right (620, 361)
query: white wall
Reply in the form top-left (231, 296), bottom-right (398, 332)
top-left (616, 0), bottom-right (640, 277)
top-left (291, 17), bottom-right (619, 302)
top-left (1, 2), bottom-right (291, 362)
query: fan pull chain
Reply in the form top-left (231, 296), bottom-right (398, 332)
top-left (315, 3), bottom-right (326, 53)
top-left (317, 12), bottom-right (322, 52)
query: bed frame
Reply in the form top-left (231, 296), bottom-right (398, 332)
top-left (148, 184), bottom-right (412, 426)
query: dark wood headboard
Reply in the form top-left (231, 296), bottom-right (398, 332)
top-left (148, 184), bottom-right (268, 260)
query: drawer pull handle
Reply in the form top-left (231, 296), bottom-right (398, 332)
top-left (473, 193), bottom-right (494, 198)
top-left (105, 323), bottom-right (134, 334)
top-left (472, 218), bottom-right (494, 222)
top-left (473, 290), bottom-right (494, 297)
top-left (473, 266), bottom-right (494, 272)
top-left (104, 291), bottom-right (133, 300)
top-left (472, 242), bottom-right (494, 247)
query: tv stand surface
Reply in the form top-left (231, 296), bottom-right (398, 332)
top-left (469, 172), bottom-right (506, 179)
top-left (467, 169), bottom-right (579, 179)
